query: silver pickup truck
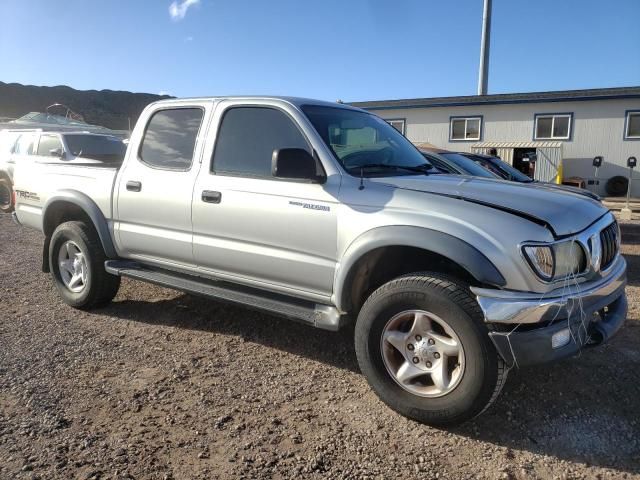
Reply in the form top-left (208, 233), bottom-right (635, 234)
top-left (12, 96), bottom-right (627, 426)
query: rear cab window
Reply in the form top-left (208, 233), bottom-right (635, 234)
top-left (64, 134), bottom-right (126, 163)
top-left (139, 108), bottom-right (204, 170)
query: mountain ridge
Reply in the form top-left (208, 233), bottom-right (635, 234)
top-left (0, 81), bottom-right (173, 131)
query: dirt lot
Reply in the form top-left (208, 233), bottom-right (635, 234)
top-left (1, 214), bottom-right (639, 480)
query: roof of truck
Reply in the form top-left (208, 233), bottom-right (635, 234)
top-left (149, 96), bottom-right (367, 111)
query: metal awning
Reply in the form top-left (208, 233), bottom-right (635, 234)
top-left (471, 141), bottom-right (563, 183)
top-left (472, 141), bottom-right (562, 148)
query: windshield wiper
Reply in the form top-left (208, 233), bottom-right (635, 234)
top-left (351, 163), bottom-right (433, 175)
top-left (353, 163), bottom-right (433, 191)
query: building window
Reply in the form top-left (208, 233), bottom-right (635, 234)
top-left (449, 116), bottom-right (482, 141)
top-left (625, 111), bottom-right (640, 140)
top-left (385, 119), bottom-right (406, 135)
top-left (534, 113), bottom-right (572, 140)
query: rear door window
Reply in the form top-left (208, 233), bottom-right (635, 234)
top-left (139, 108), bottom-right (204, 170)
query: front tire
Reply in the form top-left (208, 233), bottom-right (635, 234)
top-left (355, 273), bottom-right (507, 427)
top-left (49, 221), bottom-right (120, 309)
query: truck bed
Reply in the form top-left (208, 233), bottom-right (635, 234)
top-left (13, 161), bottom-right (120, 232)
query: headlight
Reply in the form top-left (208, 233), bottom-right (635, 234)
top-left (523, 240), bottom-right (586, 281)
top-left (523, 245), bottom-right (554, 280)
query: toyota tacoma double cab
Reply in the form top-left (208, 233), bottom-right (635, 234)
top-left (12, 96), bottom-right (627, 426)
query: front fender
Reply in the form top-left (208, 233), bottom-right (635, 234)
top-left (332, 225), bottom-right (506, 312)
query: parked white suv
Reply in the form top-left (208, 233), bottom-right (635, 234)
top-left (0, 130), bottom-right (126, 212)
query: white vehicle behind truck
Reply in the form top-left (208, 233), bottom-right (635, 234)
top-left (1, 130), bottom-right (125, 213)
top-left (12, 96), bottom-right (627, 426)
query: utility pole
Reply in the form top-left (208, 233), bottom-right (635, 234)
top-left (477, 0), bottom-right (492, 95)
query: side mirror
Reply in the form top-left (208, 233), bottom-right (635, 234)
top-left (271, 148), bottom-right (325, 183)
top-left (49, 148), bottom-right (64, 158)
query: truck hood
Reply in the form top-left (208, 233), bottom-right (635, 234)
top-left (532, 181), bottom-right (600, 201)
top-left (371, 175), bottom-right (609, 237)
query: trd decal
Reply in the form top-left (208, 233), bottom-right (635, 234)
top-left (289, 200), bottom-right (330, 212)
top-left (14, 190), bottom-right (40, 201)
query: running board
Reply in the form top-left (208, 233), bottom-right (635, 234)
top-left (104, 260), bottom-right (342, 331)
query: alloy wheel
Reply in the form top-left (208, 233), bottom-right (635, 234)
top-left (380, 309), bottom-right (465, 397)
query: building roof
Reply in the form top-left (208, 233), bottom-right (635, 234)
top-left (350, 86), bottom-right (640, 111)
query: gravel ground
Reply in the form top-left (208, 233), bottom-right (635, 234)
top-left (1, 214), bottom-right (639, 480)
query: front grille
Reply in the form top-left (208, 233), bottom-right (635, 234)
top-left (599, 221), bottom-right (619, 270)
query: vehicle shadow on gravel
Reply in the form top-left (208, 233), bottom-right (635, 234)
top-left (623, 252), bottom-right (640, 286)
top-left (621, 223), bottom-right (640, 245)
top-left (100, 293), bottom-right (361, 373)
top-left (453, 333), bottom-right (640, 474)
top-left (101, 292), bottom-right (640, 475)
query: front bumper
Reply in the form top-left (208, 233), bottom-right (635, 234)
top-left (471, 257), bottom-right (627, 368)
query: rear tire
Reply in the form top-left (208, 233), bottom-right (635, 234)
top-left (0, 178), bottom-right (13, 213)
top-left (49, 221), bottom-right (120, 309)
top-left (355, 272), bottom-right (507, 427)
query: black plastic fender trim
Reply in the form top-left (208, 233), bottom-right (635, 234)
top-left (335, 226), bottom-right (506, 313)
top-left (42, 190), bottom-right (117, 259)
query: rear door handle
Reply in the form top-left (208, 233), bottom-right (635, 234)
top-left (126, 180), bottom-right (142, 192)
top-left (202, 190), bottom-right (222, 204)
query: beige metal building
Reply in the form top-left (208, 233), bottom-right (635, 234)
top-left (352, 87), bottom-right (640, 195)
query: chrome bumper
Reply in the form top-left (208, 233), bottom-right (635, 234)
top-left (471, 256), bottom-right (627, 325)
top-left (471, 257), bottom-right (627, 368)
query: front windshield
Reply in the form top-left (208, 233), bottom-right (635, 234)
top-left (438, 152), bottom-right (497, 179)
top-left (64, 134), bottom-right (126, 162)
top-left (302, 105), bottom-right (431, 176)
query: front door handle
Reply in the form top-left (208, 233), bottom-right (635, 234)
top-left (126, 180), bottom-right (142, 192)
top-left (202, 190), bottom-right (222, 204)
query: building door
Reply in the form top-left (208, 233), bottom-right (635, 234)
top-left (512, 148), bottom-right (537, 179)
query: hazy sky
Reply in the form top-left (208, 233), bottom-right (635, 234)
top-left (1, 0), bottom-right (638, 101)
